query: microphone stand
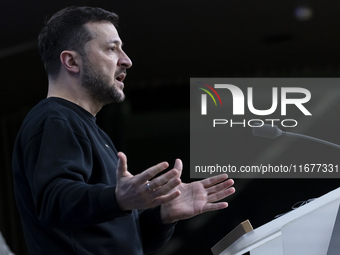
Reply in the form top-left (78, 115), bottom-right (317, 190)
top-left (283, 131), bottom-right (340, 150)
top-left (252, 124), bottom-right (340, 150)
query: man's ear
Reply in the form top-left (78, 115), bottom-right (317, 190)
top-left (60, 50), bottom-right (80, 74)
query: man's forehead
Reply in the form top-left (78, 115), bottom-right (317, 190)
top-left (85, 21), bottom-right (122, 44)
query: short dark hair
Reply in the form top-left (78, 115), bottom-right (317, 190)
top-left (38, 6), bottom-right (119, 79)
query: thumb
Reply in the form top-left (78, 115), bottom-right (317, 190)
top-left (116, 152), bottom-right (130, 178)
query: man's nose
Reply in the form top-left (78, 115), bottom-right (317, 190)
top-left (118, 51), bottom-right (132, 69)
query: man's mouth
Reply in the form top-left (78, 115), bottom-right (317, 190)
top-left (115, 71), bottom-right (126, 83)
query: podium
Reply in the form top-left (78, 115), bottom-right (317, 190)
top-left (212, 187), bottom-right (340, 255)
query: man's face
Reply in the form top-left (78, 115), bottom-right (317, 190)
top-left (81, 21), bottom-right (132, 104)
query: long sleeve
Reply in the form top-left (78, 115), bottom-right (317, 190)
top-left (22, 116), bottom-right (126, 229)
top-left (139, 206), bottom-right (176, 254)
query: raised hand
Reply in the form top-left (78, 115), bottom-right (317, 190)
top-left (115, 152), bottom-right (182, 211)
top-left (160, 160), bottom-right (235, 224)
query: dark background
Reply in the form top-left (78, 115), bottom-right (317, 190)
top-left (1, 1), bottom-right (340, 254)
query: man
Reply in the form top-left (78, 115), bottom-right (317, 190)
top-left (12, 6), bottom-right (235, 255)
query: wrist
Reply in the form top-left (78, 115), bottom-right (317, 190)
top-left (115, 187), bottom-right (130, 212)
top-left (160, 204), bottom-right (176, 225)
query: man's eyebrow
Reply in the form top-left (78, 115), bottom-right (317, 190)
top-left (108, 40), bottom-right (123, 46)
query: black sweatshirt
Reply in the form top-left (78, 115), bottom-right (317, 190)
top-left (12, 97), bottom-right (175, 255)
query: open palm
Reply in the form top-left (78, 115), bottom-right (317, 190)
top-left (160, 161), bottom-right (235, 224)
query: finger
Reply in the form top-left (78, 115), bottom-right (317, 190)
top-left (152, 177), bottom-right (181, 197)
top-left (174, 158), bottom-right (183, 173)
top-left (152, 190), bottom-right (181, 207)
top-left (153, 159), bottom-right (182, 189)
top-left (136, 162), bottom-right (170, 185)
top-left (206, 179), bottom-right (234, 195)
top-left (202, 202), bottom-right (229, 213)
top-left (200, 174), bottom-right (229, 188)
top-left (149, 168), bottom-right (181, 190)
top-left (207, 187), bottom-right (236, 203)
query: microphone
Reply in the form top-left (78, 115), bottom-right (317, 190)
top-left (252, 123), bottom-right (340, 149)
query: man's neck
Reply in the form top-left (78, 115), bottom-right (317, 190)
top-left (47, 80), bottom-right (103, 116)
